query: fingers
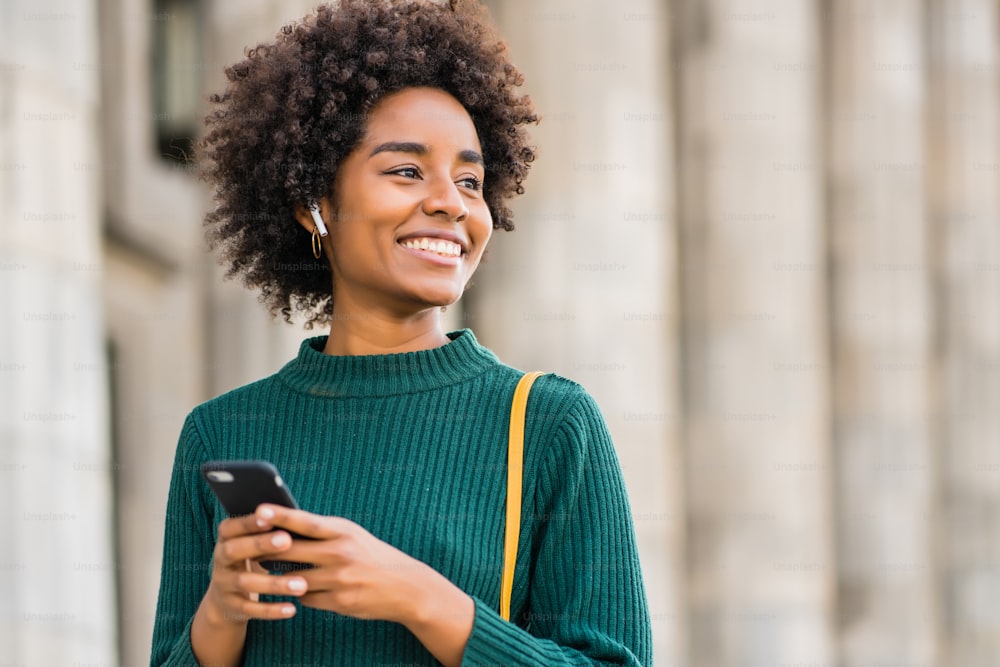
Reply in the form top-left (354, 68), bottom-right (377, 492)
top-left (229, 599), bottom-right (298, 621)
top-left (207, 569), bottom-right (309, 623)
top-left (256, 504), bottom-right (356, 540)
top-left (212, 591), bottom-right (300, 623)
top-left (208, 514), bottom-right (316, 625)
top-left (215, 530), bottom-right (293, 568)
top-left (231, 570), bottom-right (309, 598)
top-left (245, 560), bottom-right (260, 602)
top-left (217, 512), bottom-right (278, 541)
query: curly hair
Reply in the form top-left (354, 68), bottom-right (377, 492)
top-left (198, 0), bottom-right (538, 327)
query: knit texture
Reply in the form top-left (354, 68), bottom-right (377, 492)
top-left (150, 330), bottom-right (652, 666)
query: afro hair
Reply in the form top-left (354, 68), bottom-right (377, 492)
top-left (198, 0), bottom-right (538, 327)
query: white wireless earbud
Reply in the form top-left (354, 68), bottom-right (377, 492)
top-left (308, 202), bottom-right (329, 237)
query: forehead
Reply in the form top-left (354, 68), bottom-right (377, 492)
top-left (362, 87), bottom-right (482, 150)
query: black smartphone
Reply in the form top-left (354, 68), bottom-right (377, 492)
top-left (200, 460), bottom-right (313, 573)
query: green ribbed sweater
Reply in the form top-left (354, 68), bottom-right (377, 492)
top-left (150, 330), bottom-right (651, 666)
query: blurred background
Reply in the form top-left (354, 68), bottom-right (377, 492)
top-left (2, 0), bottom-right (999, 665)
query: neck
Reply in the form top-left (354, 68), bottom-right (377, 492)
top-left (322, 296), bottom-right (451, 356)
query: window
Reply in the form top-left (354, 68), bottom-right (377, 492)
top-left (151, 0), bottom-right (201, 164)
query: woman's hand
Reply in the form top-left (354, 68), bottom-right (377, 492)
top-left (190, 513), bottom-right (310, 667)
top-left (202, 513), bottom-right (310, 624)
top-left (254, 504), bottom-right (475, 667)
top-left (253, 504), bottom-right (430, 621)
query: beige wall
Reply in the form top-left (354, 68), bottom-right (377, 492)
top-left (670, 1), bottom-right (834, 664)
top-left (3, 1), bottom-right (1000, 666)
top-left (0, 0), bottom-right (115, 662)
top-left (477, 1), bottom-right (682, 661)
top-left (98, 1), bottom-right (319, 662)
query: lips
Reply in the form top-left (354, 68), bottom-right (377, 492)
top-left (396, 229), bottom-right (469, 256)
top-left (399, 237), bottom-right (463, 257)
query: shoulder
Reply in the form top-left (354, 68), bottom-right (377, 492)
top-left (478, 333), bottom-right (607, 426)
top-left (185, 373), bottom-right (286, 440)
top-left (523, 374), bottom-right (624, 505)
top-left (192, 373), bottom-right (283, 413)
top-left (499, 368), bottom-right (611, 457)
top-left (521, 372), bottom-right (596, 423)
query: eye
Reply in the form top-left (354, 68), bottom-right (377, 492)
top-left (458, 176), bottom-right (483, 191)
top-left (386, 166), bottom-right (421, 179)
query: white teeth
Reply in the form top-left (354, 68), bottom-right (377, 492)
top-left (401, 237), bottom-right (463, 257)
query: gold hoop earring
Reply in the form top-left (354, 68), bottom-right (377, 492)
top-left (311, 227), bottom-right (322, 259)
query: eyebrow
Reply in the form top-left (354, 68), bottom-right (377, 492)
top-left (369, 141), bottom-right (484, 167)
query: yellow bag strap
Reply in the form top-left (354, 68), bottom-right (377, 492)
top-left (500, 371), bottom-right (544, 622)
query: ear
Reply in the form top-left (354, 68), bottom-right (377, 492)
top-left (293, 200), bottom-right (330, 235)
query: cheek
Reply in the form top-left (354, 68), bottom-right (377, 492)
top-left (325, 221), bottom-right (373, 275)
top-left (467, 224), bottom-right (492, 272)
top-left (471, 206), bottom-right (493, 247)
top-left (479, 228), bottom-right (493, 255)
top-left (466, 235), bottom-right (490, 269)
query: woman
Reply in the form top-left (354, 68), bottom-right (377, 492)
top-left (150, 1), bottom-right (651, 665)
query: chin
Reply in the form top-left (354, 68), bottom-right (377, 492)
top-left (402, 283), bottom-right (465, 310)
top-left (421, 294), bottom-right (463, 309)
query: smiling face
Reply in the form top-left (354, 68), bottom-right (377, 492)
top-left (299, 87), bottom-right (493, 318)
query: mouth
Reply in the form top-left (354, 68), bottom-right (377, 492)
top-left (398, 236), bottom-right (464, 258)
top-left (395, 229), bottom-right (470, 266)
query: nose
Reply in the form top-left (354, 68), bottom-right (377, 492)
top-left (421, 176), bottom-right (468, 222)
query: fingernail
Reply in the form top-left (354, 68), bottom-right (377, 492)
top-left (287, 578), bottom-right (307, 592)
top-left (272, 533), bottom-right (289, 547)
top-left (259, 506), bottom-right (275, 519)
top-left (282, 605), bottom-right (295, 616)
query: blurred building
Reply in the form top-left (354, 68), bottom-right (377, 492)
top-left (1, 1), bottom-right (998, 666)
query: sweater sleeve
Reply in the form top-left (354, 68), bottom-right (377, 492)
top-left (460, 389), bottom-right (653, 666)
top-left (149, 414), bottom-right (216, 666)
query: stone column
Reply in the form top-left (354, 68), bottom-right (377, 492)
top-left (473, 1), bottom-right (683, 663)
top-left (202, 0), bottom-right (322, 396)
top-left (927, 0), bottom-right (1000, 663)
top-left (670, 1), bottom-right (834, 665)
top-left (0, 1), bottom-right (116, 664)
top-left (95, 1), bottom-right (212, 661)
top-left (826, 1), bottom-right (939, 664)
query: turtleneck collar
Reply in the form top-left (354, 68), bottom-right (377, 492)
top-left (276, 329), bottom-right (500, 398)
